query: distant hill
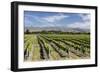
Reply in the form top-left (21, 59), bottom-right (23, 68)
top-left (24, 26), bottom-right (90, 33)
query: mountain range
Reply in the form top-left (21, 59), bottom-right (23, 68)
top-left (24, 26), bottom-right (90, 33)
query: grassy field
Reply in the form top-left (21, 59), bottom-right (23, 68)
top-left (24, 33), bottom-right (90, 61)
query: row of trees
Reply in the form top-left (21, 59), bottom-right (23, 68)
top-left (25, 29), bottom-right (90, 34)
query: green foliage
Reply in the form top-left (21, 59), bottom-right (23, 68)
top-left (24, 33), bottom-right (90, 61)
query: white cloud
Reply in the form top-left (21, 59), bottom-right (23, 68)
top-left (79, 14), bottom-right (91, 21)
top-left (42, 14), bottom-right (69, 23)
top-left (67, 21), bottom-right (90, 29)
top-left (67, 14), bottom-right (91, 29)
top-left (25, 12), bottom-right (91, 29)
top-left (30, 14), bottom-right (69, 27)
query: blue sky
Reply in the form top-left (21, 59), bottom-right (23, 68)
top-left (24, 11), bottom-right (90, 29)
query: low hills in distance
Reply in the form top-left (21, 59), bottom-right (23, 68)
top-left (24, 26), bottom-right (90, 33)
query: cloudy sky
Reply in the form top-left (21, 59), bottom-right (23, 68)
top-left (24, 11), bottom-right (90, 29)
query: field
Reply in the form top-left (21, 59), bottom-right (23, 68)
top-left (24, 33), bottom-right (90, 61)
